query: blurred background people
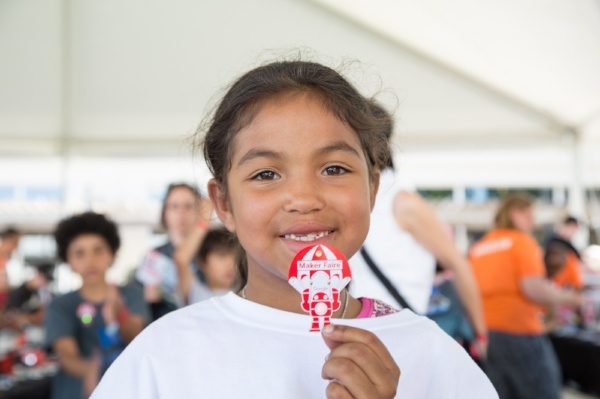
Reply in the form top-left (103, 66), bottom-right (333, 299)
top-left (543, 216), bottom-right (595, 332)
top-left (543, 241), bottom-right (575, 332)
top-left (0, 228), bottom-right (22, 311)
top-left (45, 212), bottom-right (149, 399)
top-left (545, 216), bottom-right (584, 291)
top-left (174, 225), bottom-right (237, 305)
top-left (469, 193), bottom-right (583, 399)
top-left (0, 228), bottom-right (21, 262)
top-left (135, 183), bottom-right (210, 321)
top-left (5, 263), bottom-right (55, 329)
top-left (426, 262), bottom-right (479, 360)
top-left (348, 103), bottom-right (487, 351)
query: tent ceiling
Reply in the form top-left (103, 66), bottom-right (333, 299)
top-left (3, 0), bottom-right (595, 158)
top-left (312, 0), bottom-right (600, 132)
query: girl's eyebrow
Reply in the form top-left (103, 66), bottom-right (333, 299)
top-left (315, 141), bottom-right (361, 158)
top-left (236, 148), bottom-right (282, 167)
top-left (236, 141), bottom-right (361, 167)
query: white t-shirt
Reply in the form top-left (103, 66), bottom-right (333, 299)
top-left (91, 292), bottom-right (497, 399)
top-left (349, 169), bottom-right (436, 314)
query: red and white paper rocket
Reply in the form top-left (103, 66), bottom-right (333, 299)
top-left (288, 244), bottom-right (352, 332)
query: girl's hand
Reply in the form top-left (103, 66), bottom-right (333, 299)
top-left (321, 324), bottom-right (400, 399)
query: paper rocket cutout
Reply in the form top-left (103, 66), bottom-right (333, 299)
top-left (288, 244), bottom-right (352, 332)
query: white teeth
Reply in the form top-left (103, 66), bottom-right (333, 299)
top-left (284, 231), bottom-right (330, 242)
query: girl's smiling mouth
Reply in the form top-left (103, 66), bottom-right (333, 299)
top-left (283, 230), bottom-right (333, 242)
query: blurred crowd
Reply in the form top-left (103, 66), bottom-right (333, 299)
top-left (0, 182), bottom-right (238, 398)
top-left (0, 183), bottom-right (599, 399)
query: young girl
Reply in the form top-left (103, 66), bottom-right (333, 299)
top-left (92, 60), bottom-right (497, 398)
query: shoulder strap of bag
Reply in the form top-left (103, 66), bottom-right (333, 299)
top-left (359, 247), bottom-right (414, 312)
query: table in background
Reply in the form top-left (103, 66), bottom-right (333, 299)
top-left (0, 375), bottom-right (51, 399)
top-left (550, 328), bottom-right (600, 397)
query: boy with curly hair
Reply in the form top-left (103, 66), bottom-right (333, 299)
top-left (46, 212), bottom-right (150, 399)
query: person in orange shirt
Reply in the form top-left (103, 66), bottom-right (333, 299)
top-left (552, 252), bottom-right (582, 288)
top-left (545, 216), bottom-right (584, 290)
top-left (469, 193), bottom-right (582, 399)
top-left (542, 216), bottom-right (585, 331)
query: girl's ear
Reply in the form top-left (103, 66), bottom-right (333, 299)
top-left (207, 179), bottom-right (236, 233)
top-left (369, 171), bottom-right (380, 211)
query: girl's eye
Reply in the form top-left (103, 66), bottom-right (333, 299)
top-left (323, 165), bottom-right (348, 176)
top-left (252, 170), bottom-right (279, 181)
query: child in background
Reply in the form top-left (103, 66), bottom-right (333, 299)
top-left (45, 212), bottom-right (150, 399)
top-left (543, 241), bottom-right (572, 331)
top-left (174, 224), bottom-right (238, 304)
top-left (544, 216), bottom-right (584, 290)
top-left (92, 60), bottom-right (497, 398)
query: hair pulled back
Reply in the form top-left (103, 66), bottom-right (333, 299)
top-left (201, 60), bottom-right (391, 191)
top-left (199, 60), bottom-right (393, 287)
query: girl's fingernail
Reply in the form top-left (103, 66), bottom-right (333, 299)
top-left (322, 324), bottom-right (335, 334)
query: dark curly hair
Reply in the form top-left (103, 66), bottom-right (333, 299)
top-left (54, 212), bottom-right (121, 263)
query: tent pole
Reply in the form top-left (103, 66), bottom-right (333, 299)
top-left (567, 128), bottom-right (588, 249)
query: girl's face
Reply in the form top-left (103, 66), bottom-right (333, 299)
top-left (209, 92), bottom-right (379, 292)
top-left (67, 234), bottom-right (114, 286)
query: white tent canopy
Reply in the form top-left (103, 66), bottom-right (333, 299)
top-left (2, 0), bottom-right (600, 192)
top-left (3, 0), bottom-right (600, 283)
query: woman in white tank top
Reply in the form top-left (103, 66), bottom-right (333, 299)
top-left (349, 169), bottom-right (435, 314)
top-left (348, 102), bottom-right (487, 347)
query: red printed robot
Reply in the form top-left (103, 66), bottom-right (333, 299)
top-left (288, 244), bottom-right (352, 332)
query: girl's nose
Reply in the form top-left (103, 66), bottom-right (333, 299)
top-left (282, 174), bottom-right (325, 214)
